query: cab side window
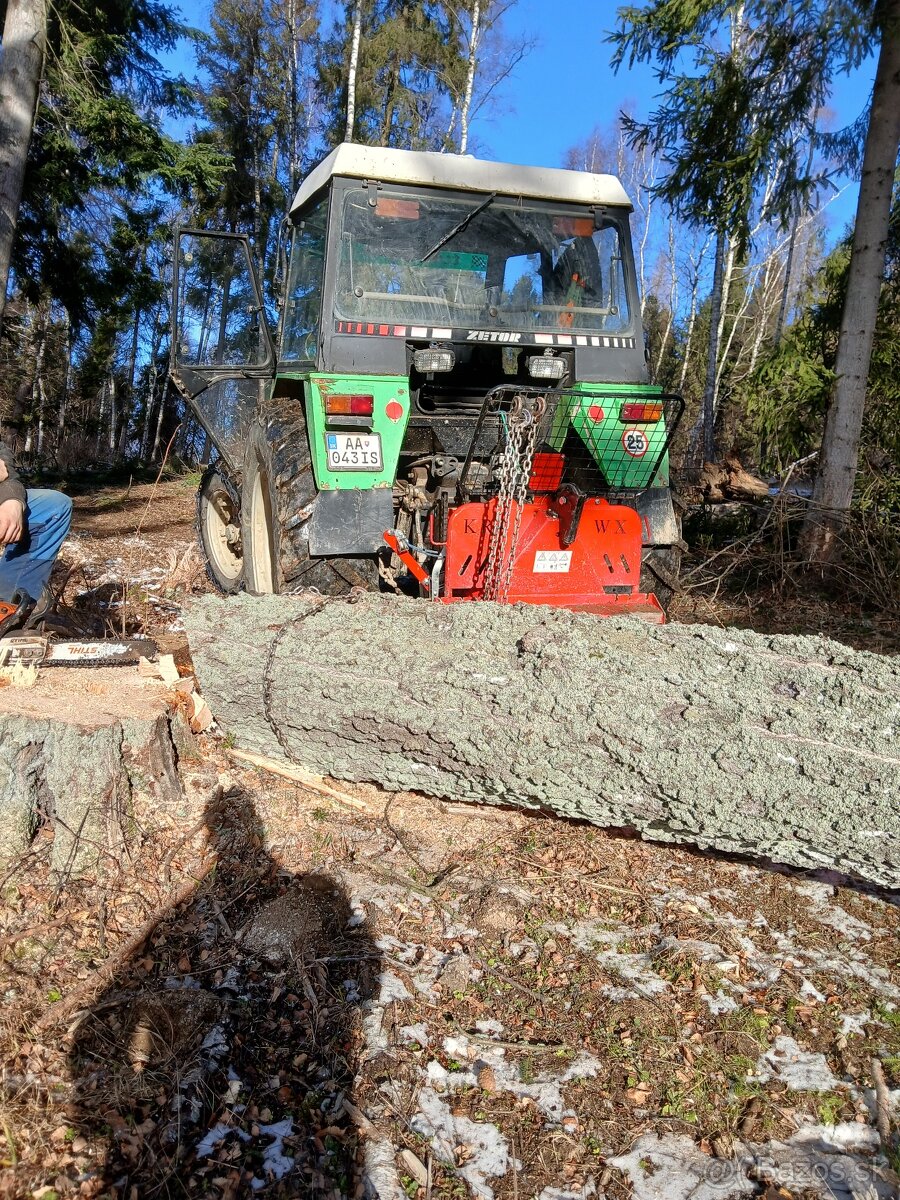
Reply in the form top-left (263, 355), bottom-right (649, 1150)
top-left (281, 197), bottom-right (328, 360)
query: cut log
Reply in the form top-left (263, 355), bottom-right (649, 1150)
top-left (184, 594), bottom-right (900, 888)
top-left (0, 666), bottom-right (185, 875)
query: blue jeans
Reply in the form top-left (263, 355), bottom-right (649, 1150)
top-left (0, 489), bottom-right (73, 603)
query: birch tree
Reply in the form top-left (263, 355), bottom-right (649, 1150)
top-left (0, 0), bottom-right (46, 330)
top-left (344, 0), bottom-right (362, 140)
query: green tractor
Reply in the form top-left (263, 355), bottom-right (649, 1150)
top-left (171, 143), bottom-right (683, 618)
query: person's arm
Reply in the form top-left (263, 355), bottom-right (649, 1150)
top-left (0, 443), bottom-right (26, 545)
top-left (0, 443), bottom-right (25, 504)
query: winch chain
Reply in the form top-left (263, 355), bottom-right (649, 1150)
top-left (483, 394), bottom-right (545, 603)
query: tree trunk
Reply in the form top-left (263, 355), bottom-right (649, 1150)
top-left (774, 112), bottom-right (818, 347)
top-left (459, 0), bottom-right (481, 155)
top-left (687, 228), bottom-right (726, 466)
top-left (0, 0), bottom-right (46, 332)
top-left (713, 235), bottom-right (736, 393)
top-left (344, 0), bottom-right (362, 142)
top-left (0, 668), bottom-right (184, 876)
top-left (33, 306), bottom-right (47, 456)
top-left (139, 323), bottom-right (164, 462)
top-left (151, 378), bottom-right (168, 460)
top-left (95, 379), bottom-right (107, 455)
top-left (57, 307), bottom-right (71, 452)
top-left (800, 2), bottom-right (900, 565)
top-left (654, 220), bottom-right (677, 379)
top-left (185, 593), bottom-right (900, 888)
top-left (677, 233), bottom-right (710, 392)
top-left (107, 373), bottom-right (118, 455)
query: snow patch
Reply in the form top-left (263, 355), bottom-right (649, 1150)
top-left (609, 1132), bottom-right (754, 1200)
top-left (751, 1036), bottom-right (840, 1092)
top-left (839, 1010), bottom-right (870, 1037)
top-left (412, 1086), bottom-right (510, 1200)
top-left (250, 1118), bottom-right (294, 1189)
top-left (535, 1181), bottom-right (596, 1200)
top-left (702, 989), bottom-right (738, 1015)
top-left (425, 1036), bottom-right (601, 1126)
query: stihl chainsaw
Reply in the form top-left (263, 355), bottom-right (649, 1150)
top-left (0, 635), bottom-right (153, 669)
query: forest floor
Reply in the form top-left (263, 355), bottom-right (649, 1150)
top-left (0, 474), bottom-right (897, 1200)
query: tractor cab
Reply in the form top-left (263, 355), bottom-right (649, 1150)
top-left (170, 145), bottom-right (683, 614)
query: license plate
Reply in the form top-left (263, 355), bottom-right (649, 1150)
top-left (325, 433), bottom-right (383, 471)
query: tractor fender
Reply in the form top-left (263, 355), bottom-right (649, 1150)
top-left (631, 487), bottom-right (681, 547)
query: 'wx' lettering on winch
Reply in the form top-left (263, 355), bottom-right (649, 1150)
top-left (466, 330), bottom-right (522, 343)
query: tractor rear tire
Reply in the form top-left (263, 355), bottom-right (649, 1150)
top-left (196, 465), bottom-right (243, 594)
top-left (641, 546), bottom-right (682, 616)
top-left (240, 397), bottom-right (379, 596)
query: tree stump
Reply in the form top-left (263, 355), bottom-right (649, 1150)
top-left (185, 593), bottom-right (900, 888)
top-left (0, 666), bottom-right (184, 876)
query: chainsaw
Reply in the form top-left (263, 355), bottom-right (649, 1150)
top-left (0, 634), bottom-right (154, 669)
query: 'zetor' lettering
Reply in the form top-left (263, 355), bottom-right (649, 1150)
top-left (466, 330), bottom-right (522, 343)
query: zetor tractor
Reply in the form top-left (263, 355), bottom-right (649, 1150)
top-left (170, 143), bottom-right (683, 619)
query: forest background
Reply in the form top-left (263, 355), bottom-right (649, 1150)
top-left (0, 0), bottom-right (897, 569)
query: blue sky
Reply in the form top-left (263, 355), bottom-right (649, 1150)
top-left (165, 0), bottom-right (876, 241)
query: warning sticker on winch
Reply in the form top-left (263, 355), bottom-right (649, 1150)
top-left (621, 427), bottom-right (650, 458)
top-left (533, 550), bottom-right (572, 573)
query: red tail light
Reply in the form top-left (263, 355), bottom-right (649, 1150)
top-left (325, 394), bottom-right (374, 416)
top-left (529, 451), bottom-right (565, 492)
top-left (620, 402), bottom-right (663, 422)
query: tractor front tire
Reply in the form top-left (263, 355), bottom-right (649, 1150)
top-left (241, 397), bottom-right (379, 596)
top-left (196, 465), bottom-right (243, 594)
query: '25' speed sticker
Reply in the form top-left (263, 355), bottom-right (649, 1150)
top-left (621, 427), bottom-right (650, 458)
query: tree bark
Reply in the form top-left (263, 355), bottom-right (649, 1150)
top-left (185, 593), bottom-right (900, 888)
top-left (800, 1), bottom-right (900, 564)
top-left (0, 0), bottom-right (46, 332)
top-left (459, 0), bottom-right (481, 154)
top-left (344, 0), bottom-right (362, 142)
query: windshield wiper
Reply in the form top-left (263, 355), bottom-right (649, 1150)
top-left (421, 192), bottom-right (497, 263)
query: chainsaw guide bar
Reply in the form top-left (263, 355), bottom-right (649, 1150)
top-left (0, 635), bottom-right (156, 669)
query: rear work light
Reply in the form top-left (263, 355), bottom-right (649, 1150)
top-left (527, 355), bottom-right (566, 381)
top-left (620, 401), bottom-right (663, 422)
top-left (325, 394), bottom-right (374, 416)
top-left (413, 348), bottom-right (455, 373)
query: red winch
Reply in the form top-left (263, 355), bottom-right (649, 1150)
top-left (438, 494), bottom-right (664, 621)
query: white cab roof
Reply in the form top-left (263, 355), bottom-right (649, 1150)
top-left (289, 143), bottom-right (632, 215)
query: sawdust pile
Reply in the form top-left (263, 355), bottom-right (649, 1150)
top-left (185, 594), bottom-right (900, 887)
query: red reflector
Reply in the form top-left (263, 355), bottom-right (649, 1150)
top-left (528, 451), bottom-right (565, 492)
top-left (587, 404), bottom-right (605, 423)
top-left (385, 400), bottom-right (404, 421)
top-left (325, 393), bottom-right (374, 416)
top-left (620, 401), bottom-right (663, 422)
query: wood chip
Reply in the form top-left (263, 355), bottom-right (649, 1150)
top-left (398, 1149), bottom-right (429, 1187)
top-left (190, 692), bottom-right (213, 732)
top-left (158, 654), bottom-right (180, 686)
